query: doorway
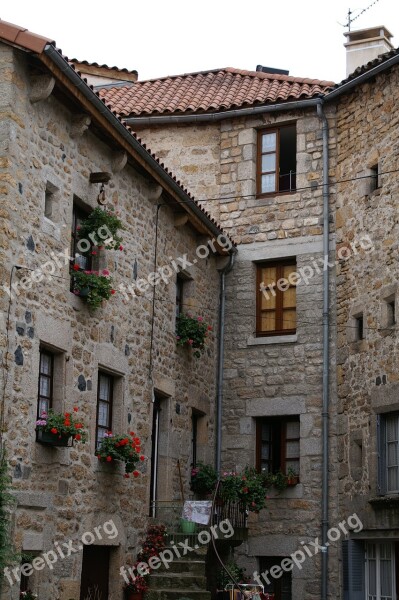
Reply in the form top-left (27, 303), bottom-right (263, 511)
top-left (80, 546), bottom-right (110, 600)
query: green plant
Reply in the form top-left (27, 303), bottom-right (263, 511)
top-left (190, 463), bottom-right (218, 496)
top-left (35, 407), bottom-right (87, 442)
top-left (20, 592), bottom-right (38, 600)
top-left (72, 268), bottom-right (115, 310)
top-left (124, 525), bottom-right (167, 594)
top-left (95, 432), bottom-right (144, 475)
top-left (263, 469), bottom-right (288, 492)
top-left (0, 444), bottom-right (16, 594)
top-left (220, 468), bottom-right (267, 512)
top-left (176, 314), bottom-right (212, 358)
top-left (216, 561), bottom-right (248, 589)
top-left (77, 206), bottom-right (124, 251)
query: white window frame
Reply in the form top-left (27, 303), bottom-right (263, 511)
top-left (366, 542), bottom-right (396, 600)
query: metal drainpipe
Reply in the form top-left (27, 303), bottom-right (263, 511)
top-left (216, 252), bottom-right (236, 473)
top-left (317, 100), bottom-right (330, 600)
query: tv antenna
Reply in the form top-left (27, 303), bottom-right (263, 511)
top-left (342, 0), bottom-right (381, 30)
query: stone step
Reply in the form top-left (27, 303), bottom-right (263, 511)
top-left (159, 560), bottom-right (206, 575)
top-left (146, 589), bottom-right (211, 600)
top-left (149, 573), bottom-right (207, 590)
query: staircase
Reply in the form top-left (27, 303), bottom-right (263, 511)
top-left (147, 544), bottom-right (211, 600)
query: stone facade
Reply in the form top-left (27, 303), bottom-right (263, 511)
top-left (0, 42), bottom-right (227, 600)
top-left (135, 106), bottom-right (339, 599)
top-left (335, 63), bottom-right (399, 595)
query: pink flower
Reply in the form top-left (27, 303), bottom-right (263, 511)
top-left (197, 316), bottom-right (203, 322)
top-left (102, 269), bottom-right (110, 276)
top-left (188, 339), bottom-right (193, 345)
top-left (176, 335), bottom-right (181, 340)
top-left (119, 245), bottom-right (124, 251)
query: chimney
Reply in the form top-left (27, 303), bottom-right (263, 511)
top-left (344, 26), bottom-right (394, 77)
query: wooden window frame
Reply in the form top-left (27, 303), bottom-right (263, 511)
top-left (71, 202), bottom-right (92, 271)
top-left (176, 274), bottom-right (185, 318)
top-left (256, 416), bottom-right (300, 478)
top-left (256, 259), bottom-right (297, 337)
top-left (379, 412), bottom-right (399, 495)
top-left (37, 348), bottom-right (54, 418)
top-left (257, 124), bottom-right (297, 197)
top-left (95, 372), bottom-right (114, 448)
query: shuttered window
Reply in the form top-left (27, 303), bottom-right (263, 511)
top-left (342, 539), bottom-right (365, 600)
top-left (256, 260), bottom-right (297, 337)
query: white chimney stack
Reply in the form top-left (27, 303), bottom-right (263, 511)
top-left (344, 26), bottom-right (394, 77)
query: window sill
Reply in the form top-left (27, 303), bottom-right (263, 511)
top-left (267, 483), bottom-right (303, 499)
top-left (256, 190), bottom-right (297, 199)
top-left (369, 495), bottom-right (399, 509)
top-left (247, 334), bottom-right (297, 346)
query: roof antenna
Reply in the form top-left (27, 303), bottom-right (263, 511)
top-left (341, 0), bottom-right (381, 31)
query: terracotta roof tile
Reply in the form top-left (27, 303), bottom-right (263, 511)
top-left (0, 19), bottom-right (53, 53)
top-left (99, 67), bottom-right (335, 117)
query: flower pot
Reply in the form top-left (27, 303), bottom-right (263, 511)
top-left (287, 476), bottom-right (299, 486)
top-left (125, 592), bottom-right (143, 600)
top-left (36, 429), bottom-right (71, 447)
top-left (180, 518), bottom-right (196, 534)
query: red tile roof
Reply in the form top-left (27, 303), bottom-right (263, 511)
top-left (70, 58), bottom-right (138, 78)
top-left (99, 67), bottom-right (335, 117)
top-left (0, 19), bottom-right (53, 53)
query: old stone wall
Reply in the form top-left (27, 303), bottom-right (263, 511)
top-left (136, 106), bottom-right (339, 599)
top-left (335, 64), bottom-right (399, 546)
top-left (0, 44), bottom-right (220, 600)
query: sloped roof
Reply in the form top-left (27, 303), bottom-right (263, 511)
top-left (0, 19), bottom-right (53, 53)
top-left (70, 58), bottom-right (137, 77)
top-left (330, 46), bottom-right (399, 92)
top-left (98, 67), bottom-right (334, 117)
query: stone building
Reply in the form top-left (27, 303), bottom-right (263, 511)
top-left (0, 20), bottom-right (234, 600)
top-left (99, 67), bottom-right (341, 599)
top-left (332, 46), bottom-right (399, 599)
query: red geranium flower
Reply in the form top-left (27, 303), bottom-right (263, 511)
top-left (106, 456), bottom-right (112, 462)
top-left (75, 434), bottom-right (81, 441)
top-left (73, 264), bottom-right (80, 271)
top-left (51, 427), bottom-right (57, 434)
top-left (133, 470), bottom-right (140, 478)
top-left (140, 455), bottom-right (145, 461)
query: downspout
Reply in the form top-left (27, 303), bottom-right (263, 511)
top-left (216, 251), bottom-right (236, 473)
top-left (317, 100), bottom-right (330, 600)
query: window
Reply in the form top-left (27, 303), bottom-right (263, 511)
top-left (258, 557), bottom-right (292, 600)
top-left (387, 300), bottom-right (396, 327)
top-left (176, 274), bottom-right (185, 318)
top-left (256, 261), bottom-right (297, 337)
top-left (256, 417), bottom-right (300, 477)
top-left (37, 349), bottom-right (53, 417)
top-left (378, 413), bottom-right (399, 494)
top-left (366, 542), bottom-right (396, 600)
top-left (44, 181), bottom-right (58, 221)
top-left (355, 315), bottom-right (364, 340)
top-left (96, 372), bottom-right (113, 448)
top-left (370, 164), bottom-right (380, 192)
top-left (257, 125), bottom-right (296, 195)
top-left (71, 201), bottom-right (92, 272)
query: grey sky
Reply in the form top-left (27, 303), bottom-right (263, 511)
top-left (2, 0), bottom-right (398, 83)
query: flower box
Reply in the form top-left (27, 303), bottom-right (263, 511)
top-left (36, 429), bottom-right (71, 447)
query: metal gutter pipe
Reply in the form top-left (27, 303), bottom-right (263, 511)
top-left (216, 252), bottom-right (236, 473)
top-left (317, 101), bottom-right (330, 600)
top-left (43, 45), bottom-right (229, 243)
top-left (124, 98), bottom-right (322, 127)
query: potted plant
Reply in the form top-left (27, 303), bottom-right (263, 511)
top-left (77, 206), bottom-right (124, 251)
top-left (124, 574), bottom-right (148, 600)
top-left (176, 314), bottom-right (212, 358)
top-left (262, 470), bottom-right (288, 492)
top-left (220, 468), bottom-right (267, 512)
top-left (180, 518), bottom-right (197, 534)
top-left (124, 525), bottom-right (167, 600)
top-left (286, 467), bottom-right (299, 486)
top-left (35, 408), bottom-right (87, 447)
top-left (72, 268), bottom-right (115, 309)
top-left (190, 463), bottom-right (218, 497)
top-left (95, 431), bottom-right (145, 476)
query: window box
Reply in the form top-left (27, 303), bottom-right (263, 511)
top-left (36, 429), bottom-right (71, 447)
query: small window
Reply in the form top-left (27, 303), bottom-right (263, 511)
top-left (44, 181), bottom-right (58, 220)
top-left (71, 200), bottom-right (92, 272)
top-left (387, 300), bottom-right (396, 326)
top-left (257, 125), bottom-right (296, 195)
top-left (96, 372), bottom-right (114, 448)
top-left (176, 275), bottom-right (185, 318)
top-left (256, 417), bottom-right (300, 477)
top-left (37, 349), bottom-right (54, 417)
top-left (378, 412), bottom-right (399, 494)
top-left (258, 556), bottom-right (292, 600)
top-left (370, 164), bottom-right (380, 192)
top-left (256, 260), bottom-right (297, 336)
top-left (355, 315), bottom-right (364, 340)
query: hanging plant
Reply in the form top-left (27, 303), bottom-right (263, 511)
top-left (176, 313), bottom-right (212, 358)
top-left (35, 408), bottom-right (87, 445)
top-left (77, 206), bottom-right (124, 251)
top-left (72, 267), bottom-right (115, 310)
top-left (95, 432), bottom-right (145, 476)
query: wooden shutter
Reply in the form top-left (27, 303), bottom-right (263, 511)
top-left (342, 539), bottom-right (365, 600)
top-left (377, 414), bottom-right (386, 495)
